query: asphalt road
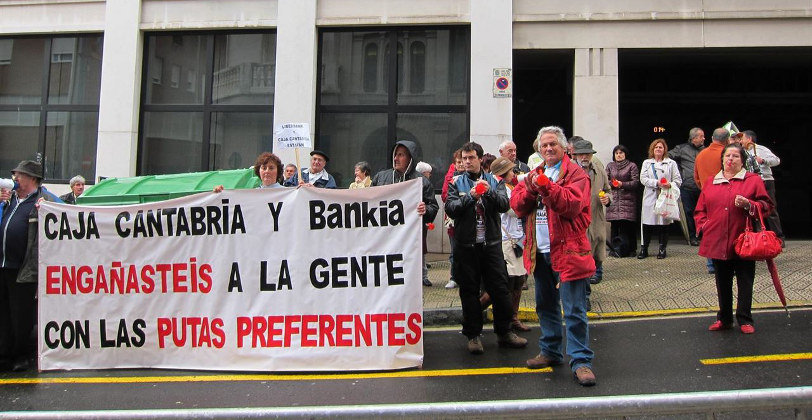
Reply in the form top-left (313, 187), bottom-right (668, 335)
top-left (0, 309), bottom-right (809, 414)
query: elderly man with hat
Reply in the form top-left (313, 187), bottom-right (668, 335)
top-left (283, 150), bottom-right (337, 188)
top-left (571, 139), bottom-right (612, 311)
top-left (0, 160), bottom-right (61, 371)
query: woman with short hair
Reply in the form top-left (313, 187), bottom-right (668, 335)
top-left (695, 143), bottom-right (773, 334)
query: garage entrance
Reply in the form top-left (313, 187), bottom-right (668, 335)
top-left (619, 47), bottom-right (812, 237)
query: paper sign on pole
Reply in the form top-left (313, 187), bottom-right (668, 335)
top-left (274, 123), bottom-right (312, 149)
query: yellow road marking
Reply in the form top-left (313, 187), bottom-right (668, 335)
top-left (701, 352), bottom-right (812, 365)
top-left (0, 366), bottom-right (550, 385)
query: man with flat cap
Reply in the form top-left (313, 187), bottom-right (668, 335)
top-left (283, 150), bottom-right (337, 188)
top-left (0, 160), bottom-right (61, 371)
top-left (571, 138), bottom-right (611, 310)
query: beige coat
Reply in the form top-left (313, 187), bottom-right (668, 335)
top-left (586, 155), bottom-right (611, 263)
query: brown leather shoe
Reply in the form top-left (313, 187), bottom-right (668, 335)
top-left (497, 331), bottom-right (527, 348)
top-left (526, 353), bottom-right (562, 369)
top-left (511, 320), bottom-right (532, 332)
top-left (467, 337), bottom-right (484, 355)
top-left (573, 366), bottom-right (596, 386)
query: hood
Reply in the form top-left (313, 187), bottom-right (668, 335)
top-left (392, 140), bottom-right (420, 179)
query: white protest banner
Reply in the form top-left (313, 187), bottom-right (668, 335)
top-left (38, 180), bottom-right (423, 371)
top-left (274, 123), bottom-right (312, 149)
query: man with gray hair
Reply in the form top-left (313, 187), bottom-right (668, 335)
top-left (669, 127), bottom-right (705, 246)
top-left (59, 175), bottom-right (86, 205)
top-left (498, 140), bottom-right (530, 174)
top-left (510, 126), bottom-right (597, 386)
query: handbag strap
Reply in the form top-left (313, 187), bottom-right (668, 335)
top-left (744, 202), bottom-right (766, 232)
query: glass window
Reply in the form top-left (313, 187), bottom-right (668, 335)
top-left (0, 111), bottom-right (40, 174)
top-left (140, 112), bottom-right (204, 175)
top-left (397, 113), bottom-right (467, 190)
top-left (319, 31), bottom-right (389, 106)
top-left (409, 41), bottom-right (425, 93)
top-left (44, 112), bottom-right (99, 180)
top-left (363, 43), bottom-right (378, 93)
top-left (212, 33), bottom-right (276, 105)
top-left (140, 31), bottom-right (276, 175)
top-left (317, 27), bottom-right (469, 191)
top-left (48, 37), bottom-right (103, 105)
top-left (144, 35), bottom-right (209, 105)
top-left (316, 113), bottom-right (387, 188)
top-left (396, 29), bottom-right (468, 106)
top-left (0, 35), bottom-right (103, 182)
top-left (209, 112), bottom-right (274, 170)
top-left (0, 38), bottom-right (46, 105)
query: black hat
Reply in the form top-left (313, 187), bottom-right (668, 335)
top-left (572, 139), bottom-right (597, 155)
top-left (11, 160), bottom-right (43, 179)
top-left (310, 150), bottom-right (329, 162)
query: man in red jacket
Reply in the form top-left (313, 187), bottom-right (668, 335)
top-left (510, 126), bottom-right (597, 387)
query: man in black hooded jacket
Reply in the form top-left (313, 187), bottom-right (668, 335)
top-left (372, 140), bottom-right (439, 286)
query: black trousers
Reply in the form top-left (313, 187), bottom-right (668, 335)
top-left (0, 269), bottom-right (37, 361)
top-left (453, 242), bottom-right (513, 338)
top-left (712, 259), bottom-right (756, 326)
top-left (763, 180), bottom-right (784, 238)
top-left (680, 187), bottom-right (701, 240)
top-left (610, 220), bottom-right (638, 257)
top-left (641, 224), bottom-right (669, 248)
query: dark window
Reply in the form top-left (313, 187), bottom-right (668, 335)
top-left (363, 43), bottom-right (378, 92)
top-left (0, 35), bottom-right (103, 182)
top-left (317, 27), bottom-right (470, 190)
top-left (140, 31), bottom-right (276, 175)
top-left (409, 41), bottom-right (425, 93)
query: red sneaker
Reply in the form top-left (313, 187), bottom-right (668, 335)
top-left (708, 321), bottom-right (731, 331)
top-left (740, 324), bottom-right (755, 334)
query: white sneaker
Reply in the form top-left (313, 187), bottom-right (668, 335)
top-left (445, 280), bottom-right (458, 289)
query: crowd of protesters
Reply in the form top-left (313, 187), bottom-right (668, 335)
top-left (0, 121), bottom-right (785, 381)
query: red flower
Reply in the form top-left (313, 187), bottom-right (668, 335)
top-left (426, 223), bottom-right (435, 230)
top-left (475, 183), bottom-right (487, 195)
top-left (535, 172), bottom-right (550, 187)
top-left (612, 179), bottom-right (621, 188)
top-left (659, 177), bottom-right (668, 185)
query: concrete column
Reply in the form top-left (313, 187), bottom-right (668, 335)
top-left (272, 0), bottom-right (318, 168)
top-left (573, 48), bottom-right (619, 164)
top-left (95, 0), bottom-right (143, 180)
top-left (469, 0), bottom-right (513, 155)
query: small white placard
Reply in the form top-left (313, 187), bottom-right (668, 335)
top-left (274, 123), bottom-right (312, 149)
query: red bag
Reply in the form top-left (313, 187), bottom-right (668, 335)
top-left (734, 205), bottom-right (782, 260)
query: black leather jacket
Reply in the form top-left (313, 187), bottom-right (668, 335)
top-left (444, 171), bottom-right (508, 246)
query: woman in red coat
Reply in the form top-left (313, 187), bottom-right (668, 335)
top-left (694, 143), bottom-right (773, 334)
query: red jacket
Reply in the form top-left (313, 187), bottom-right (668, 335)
top-left (510, 155), bottom-right (595, 282)
top-left (694, 170), bottom-right (773, 260)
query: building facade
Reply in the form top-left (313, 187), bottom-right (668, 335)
top-left (2, 0), bottom-right (811, 243)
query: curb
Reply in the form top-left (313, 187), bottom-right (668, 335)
top-left (424, 303), bottom-right (812, 327)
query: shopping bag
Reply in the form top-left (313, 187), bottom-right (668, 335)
top-left (654, 186), bottom-right (681, 222)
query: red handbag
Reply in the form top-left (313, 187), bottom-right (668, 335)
top-left (734, 204), bottom-right (782, 260)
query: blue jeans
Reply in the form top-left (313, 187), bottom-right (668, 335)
top-left (534, 253), bottom-right (594, 371)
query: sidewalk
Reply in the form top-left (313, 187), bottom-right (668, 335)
top-left (422, 240), bottom-right (812, 326)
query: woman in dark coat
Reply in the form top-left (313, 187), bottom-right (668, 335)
top-left (605, 145), bottom-right (640, 257)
